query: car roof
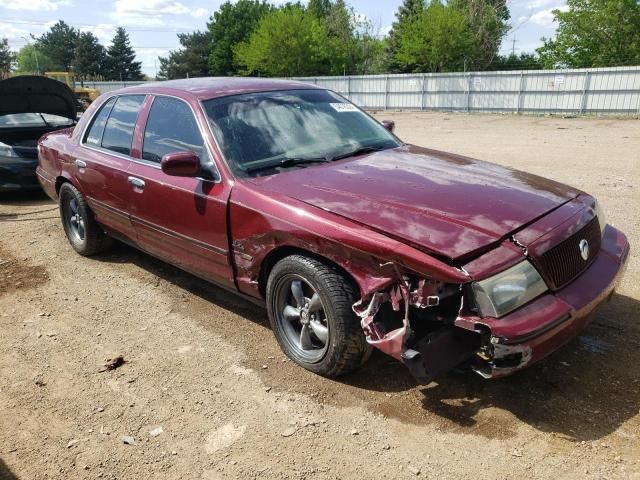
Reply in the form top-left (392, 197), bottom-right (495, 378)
top-left (116, 77), bottom-right (321, 101)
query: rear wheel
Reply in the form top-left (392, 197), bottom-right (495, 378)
top-left (59, 182), bottom-right (112, 256)
top-left (266, 255), bottom-right (371, 377)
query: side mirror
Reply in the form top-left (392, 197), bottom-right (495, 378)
top-left (381, 120), bottom-right (395, 133)
top-left (161, 151), bottom-right (201, 177)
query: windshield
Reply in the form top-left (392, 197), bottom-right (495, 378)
top-left (202, 89), bottom-right (401, 177)
top-left (0, 113), bottom-right (74, 128)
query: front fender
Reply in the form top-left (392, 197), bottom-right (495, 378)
top-left (228, 182), bottom-right (469, 300)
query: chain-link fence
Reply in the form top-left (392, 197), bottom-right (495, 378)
top-left (86, 66), bottom-right (640, 115)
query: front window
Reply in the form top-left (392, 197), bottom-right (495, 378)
top-left (142, 96), bottom-right (208, 164)
top-left (202, 89), bottom-right (400, 177)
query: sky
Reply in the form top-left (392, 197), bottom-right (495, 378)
top-left (0, 0), bottom-right (568, 77)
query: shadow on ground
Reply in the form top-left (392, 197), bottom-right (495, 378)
top-left (88, 238), bottom-right (640, 442)
top-left (0, 459), bottom-right (18, 480)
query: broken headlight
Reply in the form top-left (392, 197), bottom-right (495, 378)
top-left (593, 198), bottom-right (606, 234)
top-left (471, 261), bottom-right (548, 318)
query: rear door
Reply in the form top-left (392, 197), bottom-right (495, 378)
top-left (127, 95), bottom-right (234, 288)
top-left (74, 95), bottom-right (146, 242)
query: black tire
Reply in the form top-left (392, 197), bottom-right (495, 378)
top-left (59, 182), bottom-right (112, 256)
top-left (266, 254), bottom-right (371, 377)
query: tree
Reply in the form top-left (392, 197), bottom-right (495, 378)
top-left (489, 53), bottom-right (543, 70)
top-left (308, 0), bottom-right (332, 19)
top-left (386, 0), bottom-right (425, 72)
top-left (449, 0), bottom-right (510, 70)
top-left (234, 6), bottom-right (338, 76)
top-left (104, 27), bottom-right (144, 81)
top-left (537, 0), bottom-right (640, 68)
top-left (16, 44), bottom-right (55, 74)
top-left (207, 0), bottom-right (272, 76)
top-left (38, 20), bottom-right (78, 70)
top-left (0, 38), bottom-right (15, 78)
top-left (74, 31), bottom-right (106, 82)
top-left (157, 31), bottom-right (211, 80)
top-left (395, 0), bottom-right (475, 72)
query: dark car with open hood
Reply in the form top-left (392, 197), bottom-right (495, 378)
top-left (0, 75), bottom-right (77, 192)
top-left (36, 78), bottom-right (630, 383)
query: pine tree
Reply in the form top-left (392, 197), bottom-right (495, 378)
top-left (38, 20), bottom-right (78, 70)
top-left (0, 38), bottom-right (15, 78)
top-left (157, 31), bottom-right (210, 80)
top-left (104, 27), bottom-right (144, 81)
top-left (386, 0), bottom-right (424, 72)
top-left (74, 31), bottom-right (106, 82)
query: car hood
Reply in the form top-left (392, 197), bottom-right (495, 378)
top-left (248, 145), bottom-right (581, 261)
top-left (0, 75), bottom-right (77, 120)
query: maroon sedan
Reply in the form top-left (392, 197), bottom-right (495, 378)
top-left (37, 78), bottom-right (629, 382)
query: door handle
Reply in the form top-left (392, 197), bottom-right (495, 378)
top-left (128, 176), bottom-right (145, 190)
top-left (75, 159), bottom-right (87, 169)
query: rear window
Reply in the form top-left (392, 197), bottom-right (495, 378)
top-left (84, 97), bottom-right (116, 146)
top-left (100, 95), bottom-right (145, 156)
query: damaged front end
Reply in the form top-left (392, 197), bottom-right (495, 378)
top-left (353, 273), bottom-right (484, 383)
top-left (351, 262), bottom-right (550, 383)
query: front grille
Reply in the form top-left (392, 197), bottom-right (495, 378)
top-left (536, 216), bottom-right (602, 290)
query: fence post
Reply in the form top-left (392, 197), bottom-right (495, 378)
top-left (580, 70), bottom-right (590, 114)
top-left (347, 75), bottom-right (351, 100)
top-left (466, 73), bottom-right (472, 113)
top-left (421, 74), bottom-right (426, 111)
top-left (517, 71), bottom-right (524, 113)
top-left (384, 75), bottom-right (390, 110)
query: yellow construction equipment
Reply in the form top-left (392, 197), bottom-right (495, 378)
top-left (44, 72), bottom-right (100, 109)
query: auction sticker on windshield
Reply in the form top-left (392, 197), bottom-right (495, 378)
top-left (330, 103), bottom-right (360, 113)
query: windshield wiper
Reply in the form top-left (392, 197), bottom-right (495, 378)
top-left (38, 113), bottom-right (53, 128)
top-left (329, 145), bottom-right (389, 162)
top-left (279, 156), bottom-right (330, 168)
top-left (243, 156), bottom-right (330, 174)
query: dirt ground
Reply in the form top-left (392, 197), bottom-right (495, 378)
top-left (0, 112), bottom-right (638, 480)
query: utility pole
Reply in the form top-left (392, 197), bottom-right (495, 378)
top-left (511, 36), bottom-right (517, 57)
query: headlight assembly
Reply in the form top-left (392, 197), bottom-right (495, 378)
top-left (0, 142), bottom-right (19, 159)
top-left (593, 199), bottom-right (606, 234)
top-left (471, 261), bottom-right (548, 318)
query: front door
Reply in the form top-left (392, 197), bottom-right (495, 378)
top-left (127, 95), bottom-right (234, 289)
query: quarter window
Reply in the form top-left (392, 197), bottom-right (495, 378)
top-left (101, 95), bottom-right (145, 156)
top-left (142, 96), bottom-right (207, 163)
top-left (84, 97), bottom-right (116, 146)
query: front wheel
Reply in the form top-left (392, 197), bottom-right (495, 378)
top-left (266, 255), bottom-right (371, 377)
top-left (59, 182), bottom-right (112, 256)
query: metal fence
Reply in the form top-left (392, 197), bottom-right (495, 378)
top-left (86, 66), bottom-right (640, 115)
top-left (292, 66), bottom-right (640, 115)
top-left (84, 81), bottom-right (146, 93)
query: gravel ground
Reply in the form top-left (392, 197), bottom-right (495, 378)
top-left (0, 112), bottom-right (638, 480)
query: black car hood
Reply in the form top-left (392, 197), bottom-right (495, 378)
top-left (0, 75), bottom-right (77, 120)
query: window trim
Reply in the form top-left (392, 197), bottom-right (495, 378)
top-left (80, 93), bottom-right (221, 184)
